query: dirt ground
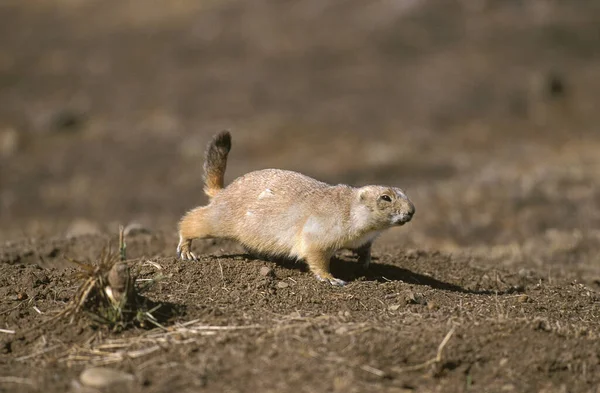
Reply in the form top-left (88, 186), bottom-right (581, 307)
top-left (1, 1), bottom-right (600, 392)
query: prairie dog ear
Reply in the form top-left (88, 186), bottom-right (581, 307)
top-left (358, 187), bottom-right (369, 201)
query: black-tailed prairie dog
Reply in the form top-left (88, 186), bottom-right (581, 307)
top-left (177, 131), bottom-right (415, 286)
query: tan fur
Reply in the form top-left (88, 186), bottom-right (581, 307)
top-left (178, 132), bottom-right (415, 286)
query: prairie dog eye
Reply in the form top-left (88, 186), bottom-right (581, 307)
top-left (379, 195), bottom-right (392, 202)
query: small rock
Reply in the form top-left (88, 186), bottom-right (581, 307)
top-left (70, 379), bottom-right (100, 393)
top-left (517, 294), bottom-right (530, 303)
top-left (404, 292), bottom-right (426, 305)
top-left (107, 262), bottom-right (131, 306)
top-left (80, 367), bottom-right (134, 388)
top-left (533, 318), bottom-right (552, 332)
top-left (335, 326), bottom-right (349, 335)
top-left (123, 222), bottom-right (151, 236)
top-left (427, 301), bottom-right (438, 310)
top-left (259, 266), bottom-right (274, 277)
top-left (276, 281), bottom-right (289, 289)
top-left (388, 304), bottom-right (401, 311)
top-left (66, 219), bottom-right (101, 238)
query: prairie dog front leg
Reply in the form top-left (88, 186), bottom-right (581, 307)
top-left (355, 242), bottom-right (372, 270)
top-left (303, 249), bottom-right (346, 287)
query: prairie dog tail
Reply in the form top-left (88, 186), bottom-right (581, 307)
top-left (203, 131), bottom-right (232, 198)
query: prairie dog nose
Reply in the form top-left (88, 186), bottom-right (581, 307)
top-left (406, 202), bottom-right (415, 218)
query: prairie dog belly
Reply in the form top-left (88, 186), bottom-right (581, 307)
top-left (242, 204), bottom-right (305, 252)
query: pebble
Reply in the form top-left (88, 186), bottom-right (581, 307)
top-left (517, 294), bottom-right (530, 303)
top-left (79, 367), bottom-right (134, 388)
top-left (276, 281), bottom-right (289, 289)
top-left (404, 291), bottom-right (426, 305)
top-left (107, 262), bottom-right (130, 292)
top-left (259, 266), bottom-right (274, 277)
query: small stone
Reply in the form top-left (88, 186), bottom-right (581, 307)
top-left (107, 262), bottom-right (131, 305)
top-left (108, 263), bottom-right (130, 291)
top-left (70, 379), bottom-right (100, 393)
top-left (517, 294), bottom-right (530, 303)
top-left (259, 267), bottom-right (274, 277)
top-left (276, 281), bottom-right (289, 289)
top-left (533, 318), bottom-right (551, 332)
top-left (79, 367), bottom-right (134, 388)
top-left (404, 292), bottom-right (426, 305)
top-left (335, 326), bottom-right (349, 335)
top-left (427, 301), bottom-right (437, 310)
top-left (388, 304), bottom-right (401, 311)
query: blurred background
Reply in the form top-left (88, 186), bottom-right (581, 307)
top-left (0, 0), bottom-right (599, 267)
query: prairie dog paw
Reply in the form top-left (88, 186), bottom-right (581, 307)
top-left (179, 250), bottom-right (198, 261)
top-left (360, 257), bottom-right (371, 270)
top-left (315, 274), bottom-right (347, 287)
top-left (177, 238), bottom-right (197, 261)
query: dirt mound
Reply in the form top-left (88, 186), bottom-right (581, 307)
top-left (1, 235), bottom-right (599, 392)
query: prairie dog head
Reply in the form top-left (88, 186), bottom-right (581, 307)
top-left (355, 186), bottom-right (415, 229)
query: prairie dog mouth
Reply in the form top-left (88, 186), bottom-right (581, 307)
top-left (392, 214), bottom-right (412, 226)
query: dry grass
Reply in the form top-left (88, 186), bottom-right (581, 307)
top-left (59, 319), bottom-right (262, 366)
top-left (28, 227), bottom-right (167, 332)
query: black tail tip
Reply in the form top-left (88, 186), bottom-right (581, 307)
top-left (213, 130), bottom-right (232, 151)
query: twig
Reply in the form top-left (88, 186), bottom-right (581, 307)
top-left (360, 364), bottom-right (387, 377)
top-left (0, 301), bottom-right (25, 316)
top-left (394, 326), bottom-right (456, 373)
top-left (0, 328), bottom-right (15, 334)
top-left (60, 322), bottom-right (263, 365)
top-left (15, 345), bottom-right (62, 362)
top-left (143, 261), bottom-right (163, 270)
top-left (218, 260), bottom-right (225, 281)
top-left (119, 225), bottom-right (126, 261)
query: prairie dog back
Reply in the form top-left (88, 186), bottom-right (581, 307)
top-left (210, 169), bottom-right (353, 256)
top-left (178, 132), bottom-right (415, 286)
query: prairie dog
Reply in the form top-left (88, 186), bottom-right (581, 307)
top-left (177, 131), bottom-right (415, 286)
